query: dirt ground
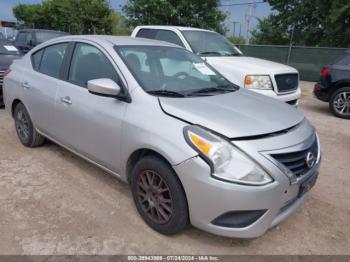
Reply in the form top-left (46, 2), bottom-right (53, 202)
top-left (0, 81), bottom-right (349, 255)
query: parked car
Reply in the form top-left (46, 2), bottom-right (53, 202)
top-left (314, 50), bottom-right (350, 119)
top-left (14, 29), bottom-right (69, 54)
top-left (0, 40), bottom-right (21, 107)
top-left (132, 26), bottom-right (301, 106)
top-left (3, 35), bottom-right (321, 238)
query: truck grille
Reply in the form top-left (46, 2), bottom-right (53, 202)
top-left (271, 138), bottom-right (318, 177)
top-left (275, 73), bottom-right (298, 93)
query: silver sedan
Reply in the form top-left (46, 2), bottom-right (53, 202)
top-left (3, 35), bottom-right (321, 238)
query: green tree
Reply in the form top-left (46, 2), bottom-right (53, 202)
top-left (13, 0), bottom-right (129, 35)
top-left (227, 36), bottom-right (246, 45)
top-left (123, 0), bottom-right (227, 34)
top-left (250, 0), bottom-right (350, 47)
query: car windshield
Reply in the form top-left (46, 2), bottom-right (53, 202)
top-left (182, 30), bottom-right (243, 57)
top-left (116, 45), bottom-right (238, 97)
top-left (36, 32), bottom-right (67, 44)
top-left (0, 42), bottom-right (20, 55)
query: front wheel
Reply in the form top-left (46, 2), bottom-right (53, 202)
top-left (329, 87), bottom-right (350, 119)
top-left (130, 155), bottom-right (189, 235)
top-left (14, 103), bottom-right (45, 147)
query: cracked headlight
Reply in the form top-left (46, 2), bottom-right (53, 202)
top-left (184, 126), bottom-right (273, 185)
top-left (244, 75), bottom-right (272, 90)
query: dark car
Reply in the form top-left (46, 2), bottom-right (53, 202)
top-left (0, 40), bottom-right (21, 107)
top-left (314, 50), bottom-right (350, 119)
top-left (14, 29), bottom-right (69, 54)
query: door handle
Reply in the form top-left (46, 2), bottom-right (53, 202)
top-left (22, 81), bottom-right (31, 89)
top-left (60, 96), bottom-right (72, 105)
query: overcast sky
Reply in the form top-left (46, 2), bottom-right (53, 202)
top-left (1, 0), bottom-right (271, 37)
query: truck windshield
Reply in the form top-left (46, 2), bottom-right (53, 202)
top-left (116, 45), bottom-right (238, 97)
top-left (182, 30), bottom-right (243, 57)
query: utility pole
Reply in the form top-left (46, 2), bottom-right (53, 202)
top-left (232, 21), bottom-right (239, 37)
top-left (245, 2), bottom-right (257, 44)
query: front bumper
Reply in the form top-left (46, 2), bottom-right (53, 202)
top-left (249, 87), bottom-right (301, 107)
top-left (174, 123), bottom-right (321, 238)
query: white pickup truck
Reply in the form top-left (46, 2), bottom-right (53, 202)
top-left (131, 26), bottom-right (300, 106)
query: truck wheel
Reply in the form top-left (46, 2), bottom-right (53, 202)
top-left (14, 103), bottom-right (45, 147)
top-left (130, 155), bottom-right (189, 235)
top-left (329, 87), bottom-right (350, 119)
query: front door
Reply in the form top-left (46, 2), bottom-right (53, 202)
top-left (53, 42), bottom-right (127, 174)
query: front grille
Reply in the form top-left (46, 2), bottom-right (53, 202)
top-left (275, 73), bottom-right (298, 93)
top-left (271, 138), bottom-right (318, 177)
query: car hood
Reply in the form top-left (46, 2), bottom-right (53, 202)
top-left (159, 89), bottom-right (304, 139)
top-left (205, 56), bottom-right (297, 74)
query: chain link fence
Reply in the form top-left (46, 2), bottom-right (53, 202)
top-left (236, 44), bottom-right (348, 81)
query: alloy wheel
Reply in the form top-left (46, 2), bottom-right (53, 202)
top-left (15, 109), bottom-right (30, 141)
top-left (136, 170), bottom-right (173, 224)
top-left (333, 91), bottom-right (350, 116)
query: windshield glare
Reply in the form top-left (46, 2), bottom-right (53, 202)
top-left (0, 43), bottom-right (20, 55)
top-left (116, 46), bottom-right (236, 97)
top-left (182, 30), bottom-right (243, 57)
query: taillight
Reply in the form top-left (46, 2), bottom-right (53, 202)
top-left (320, 67), bottom-right (330, 77)
top-left (314, 83), bottom-right (321, 92)
top-left (3, 68), bottom-right (11, 77)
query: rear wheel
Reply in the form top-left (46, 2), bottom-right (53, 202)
top-left (14, 103), bottom-right (45, 147)
top-left (130, 155), bottom-right (189, 235)
top-left (329, 87), bottom-right (350, 119)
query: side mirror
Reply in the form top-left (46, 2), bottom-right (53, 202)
top-left (87, 78), bottom-right (121, 97)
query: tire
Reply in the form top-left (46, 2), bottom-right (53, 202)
top-left (329, 87), bottom-right (350, 119)
top-left (130, 155), bottom-right (189, 235)
top-left (14, 103), bottom-right (45, 147)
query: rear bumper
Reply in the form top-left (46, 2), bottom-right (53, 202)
top-left (313, 83), bottom-right (330, 102)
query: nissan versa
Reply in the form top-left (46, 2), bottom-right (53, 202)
top-left (3, 36), bottom-right (321, 238)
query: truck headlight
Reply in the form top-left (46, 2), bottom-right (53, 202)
top-left (184, 126), bottom-right (273, 185)
top-left (244, 75), bottom-right (272, 90)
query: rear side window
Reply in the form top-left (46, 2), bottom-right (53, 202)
top-left (136, 29), bottom-right (184, 47)
top-left (31, 49), bottom-right (44, 70)
top-left (154, 30), bottom-right (184, 47)
top-left (68, 43), bottom-right (120, 87)
top-left (136, 29), bottom-right (157, 39)
top-left (16, 32), bottom-right (26, 44)
top-left (38, 43), bottom-right (68, 78)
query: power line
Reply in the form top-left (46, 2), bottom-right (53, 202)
top-left (219, 1), bottom-right (265, 7)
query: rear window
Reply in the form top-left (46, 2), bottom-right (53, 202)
top-left (335, 53), bottom-right (350, 66)
top-left (35, 32), bottom-right (67, 44)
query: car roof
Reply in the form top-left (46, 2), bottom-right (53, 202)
top-left (18, 29), bottom-right (68, 34)
top-left (135, 25), bottom-right (214, 33)
top-left (45, 35), bottom-right (181, 48)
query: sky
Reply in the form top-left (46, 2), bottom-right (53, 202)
top-left (0, 0), bottom-right (272, 37)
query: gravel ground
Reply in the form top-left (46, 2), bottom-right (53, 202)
top-left (0, 81), bottom-right (349, 255)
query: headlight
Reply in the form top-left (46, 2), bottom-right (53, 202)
top-left (184, 126), bottom-right (273, 185)
top-left (244, 75), bottom-right (272, 90)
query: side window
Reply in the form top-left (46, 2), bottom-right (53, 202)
top-left (16, 32), bottom-right (26, 44)
top-left (39, 43), bottom-right (68, 78)
top-left (69, 43), bottom-right (120, 87)
top-left (155, 30), bottom-right (184, 47)
top-left (31, 49), bottom-right (44, 71)
top-left (136, 29), bottom-right (157, 39)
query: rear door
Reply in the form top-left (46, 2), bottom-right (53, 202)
top-left (53, 41), bottom-right (127, 173)
top-left (24, 42), bottom-right (69, 135)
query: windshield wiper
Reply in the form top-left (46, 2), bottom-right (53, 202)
top-left (147, 90), bottom-right (185, 97)
top-left (187, 86), bottom-right (236, 96)
top-left (197, 51), bottom-right (222, 56)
